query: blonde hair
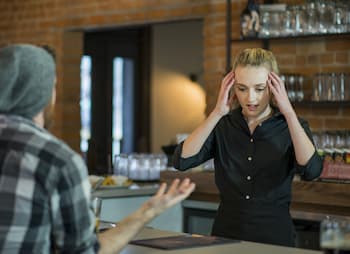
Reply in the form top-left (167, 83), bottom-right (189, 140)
top-left (231, 48), bottom-right (278, 109)
top-left (232, 48), bottom-right (279, 74)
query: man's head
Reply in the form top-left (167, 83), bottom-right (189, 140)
top-left (0, 44), bottom-right (56, 121)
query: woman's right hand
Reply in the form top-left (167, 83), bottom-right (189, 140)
top-left (213, 71), bottom-right (235, 117)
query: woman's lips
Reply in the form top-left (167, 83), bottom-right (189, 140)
top-left (247, 104), bottom-right (258, 111)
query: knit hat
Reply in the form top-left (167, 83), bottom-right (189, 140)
top-left (0, 44), bottom-right (55, 119)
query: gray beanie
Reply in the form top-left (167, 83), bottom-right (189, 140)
top-left (0, 44), bottom-right (55, 119)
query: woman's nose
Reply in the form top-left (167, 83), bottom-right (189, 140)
top-left (248, 90), bottom-right (257, 101)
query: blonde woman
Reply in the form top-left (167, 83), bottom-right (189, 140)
top-left (173, 48), bottom-right (322, 247)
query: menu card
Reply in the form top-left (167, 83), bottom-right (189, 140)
top-left (130, 234), bottom-right (239, 250)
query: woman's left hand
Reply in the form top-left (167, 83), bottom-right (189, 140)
top-left (267, 72), bottom-right (295, 116)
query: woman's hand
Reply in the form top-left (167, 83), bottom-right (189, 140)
top-left (267, 72), bottom-right (295, 116)
top-left (213, 71), bottom-right (236, 117)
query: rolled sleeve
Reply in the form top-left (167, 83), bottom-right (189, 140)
top-left (295, 119), bottom-right (323, 181)
top-left (296, 150), bottom-right (323, 180)
top-left (173, 133), bottom-right (215, 171)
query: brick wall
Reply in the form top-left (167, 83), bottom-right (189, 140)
top-left (0, 0), bottom-right (349, 152)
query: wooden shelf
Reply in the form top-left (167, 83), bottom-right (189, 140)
top-left (231, 32), bottom-right (350, 43)
top-left (293, 101), bottom-right (350, 107)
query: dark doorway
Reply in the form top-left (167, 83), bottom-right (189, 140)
top-left (84, 27), bottom-right (151, 174)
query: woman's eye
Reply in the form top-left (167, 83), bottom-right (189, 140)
top-left (238, 87), bottom-right (246, 92)
top-left (256, 87), bottom-right (266, 92)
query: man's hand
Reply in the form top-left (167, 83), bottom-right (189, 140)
top-left (143, 178), bottom-right (195, 216)
top-left (98, 178), bottom-right (195, 254)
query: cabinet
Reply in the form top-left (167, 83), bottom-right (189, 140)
top-left (100, 196), bottom-right (183, 233)
top-left (161, 171), bottom-right (350, 251)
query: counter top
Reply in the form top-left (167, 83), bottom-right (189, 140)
top-left (120, 227), bottom-right (321, 254)
top-left (92, 183), bottom-right (159, 199)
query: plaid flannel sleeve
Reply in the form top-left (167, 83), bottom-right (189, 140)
top-left (50, 152), bottom-right (99, 253)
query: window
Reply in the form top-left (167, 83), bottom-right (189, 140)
top-left (80, 55), bottom-right (92, 153)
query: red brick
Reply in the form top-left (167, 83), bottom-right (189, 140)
top-left (324, 118), bottom-right (350, 130)
top-left (320, 53), bottom-right (334, 65)
top-left (335, 52), bottom-right (349, 64)
top-left (305, 117), bottom-right (324, 129)
top-left (326, 40), bottom-right (350, 51)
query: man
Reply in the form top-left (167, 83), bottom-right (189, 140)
top-left (0, 44), bottom-right (195, 253)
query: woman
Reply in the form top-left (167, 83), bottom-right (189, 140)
top-left (173, 48), bottom-right (323, 247)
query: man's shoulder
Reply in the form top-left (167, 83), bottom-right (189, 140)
top-left (1, 115), bottom-right (83, 169)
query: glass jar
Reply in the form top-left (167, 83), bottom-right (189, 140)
top-left (321, 217), bottom-right (350, 254)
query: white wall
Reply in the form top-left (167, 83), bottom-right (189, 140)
top-left (151, 20), bottom-right (205, 152)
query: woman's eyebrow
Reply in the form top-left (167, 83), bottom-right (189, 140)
top-left (235, 82), bottom-right (266, 87)
top-left (255, 83), bottom-right (267, 87)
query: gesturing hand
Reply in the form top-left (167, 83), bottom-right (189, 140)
top-left (213, 71), bottom-right (236, 117)
top-left (267, 72), bottom-right (295, 116)
top-left (145, 178), bottom-right (195, 216)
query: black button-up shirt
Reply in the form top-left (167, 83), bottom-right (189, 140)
top-left (173, 107), bottom-right (323, 246)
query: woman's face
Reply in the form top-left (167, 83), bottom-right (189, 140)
top-left (233, 65), bottom-right (271, 119)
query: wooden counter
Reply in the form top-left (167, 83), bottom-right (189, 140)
top-left (160, 170), bottom-right (350, 217)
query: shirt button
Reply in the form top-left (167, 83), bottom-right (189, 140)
top-left (250, 138), bottom-right (253, 143)
top-left (247, 156), bottom-right (252, 161)
top-left (258, 123), bottom-right (262, 126)
top-left (247, 175), bottom-right (251, 180)
top-left (245, 195), bottom-right (250, 200)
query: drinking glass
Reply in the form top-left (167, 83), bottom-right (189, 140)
top-left (138, 154), bottom-right (150, 181)
top-left (317, 0), bottom-right (329, 33)
top-left (330, 73), bottom-right (339, 101)
top-left (312, 132), bottom-right (322, 149)
top-left (347, 7), bottom-right (350, 32)
top-left (270, 11), bottom-right (282, 37)
top-left (338, 73), bottom-right (346, 101)
top-left (333, 3), bottom-right (347, 33)
top-left (259, 11), bottom-right (271, 38)
top-left (323, 73), bottom-right (333, 101)
top-left (287, 75), bottom-right (296, 101)
top-left (128, 154), bottom-right (140, 180)
top-left (281, 8), bottom-right (294, 36)
top-left (312, 73), bottom-right (323, 101)
top-left (92, 197), bottom-right (102, 232)
top-left (149, 154), bottom-right (162, 181)
top-left (293, 5), bottom-right (306, 35)
top-left (305, 1), bottom-right (319, 34)
top-left (320, 217), bottom-right (350, 253)
top-left (113, 153), bottom-right (129, 177)
top-left (296, 75), bottom-right (304, 101)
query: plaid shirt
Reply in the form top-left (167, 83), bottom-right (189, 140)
top-left (0, 115), bottom-right (99, 253)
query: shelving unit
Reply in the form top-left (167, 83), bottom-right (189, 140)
top-left (225, 0), bottom-right (350, 105)
top-left (225, 0), bottom-right (350, 71)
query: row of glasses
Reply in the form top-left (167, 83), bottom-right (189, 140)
top-left (259, 0), bottom-right (350, 38)
top-left (313, 131), bottom-right (350, 150)
top-left (113, 153), bottom-right (168, 181)
top-left (312, 73), bottom-right (350, 102)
